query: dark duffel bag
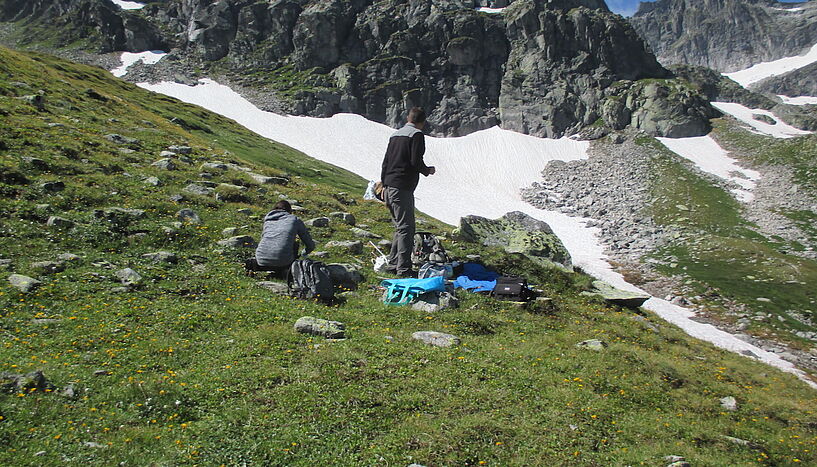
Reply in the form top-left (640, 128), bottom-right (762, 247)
top-left (491, 276), bottom-right (535, 302)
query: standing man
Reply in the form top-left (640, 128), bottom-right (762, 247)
top-left (380, 107), bottom-right (436, 277)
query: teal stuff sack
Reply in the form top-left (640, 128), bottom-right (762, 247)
top-left (381, 276), bottom-right (446, 306)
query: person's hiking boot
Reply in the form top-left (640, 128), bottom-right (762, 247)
top-left (397, 269), bottom-right (416, 278)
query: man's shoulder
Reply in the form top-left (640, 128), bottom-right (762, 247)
top-left (391, 124), bottom-right (423, 139)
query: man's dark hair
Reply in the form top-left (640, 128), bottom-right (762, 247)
top-left (407, 107), bottom-right (426, 124)
top-left (274, 200), bottom-right (292, 213)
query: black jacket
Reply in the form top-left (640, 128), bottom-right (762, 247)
top-left (380, 123), bottom-right (431, 191)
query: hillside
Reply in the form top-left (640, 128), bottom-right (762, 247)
top-left (2, 47), bottom-right (817, 466)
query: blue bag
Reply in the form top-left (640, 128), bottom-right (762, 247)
top-left (381, 276), bottom-right (446, 306)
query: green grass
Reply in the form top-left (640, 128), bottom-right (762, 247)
top-left (2, 47), bottom-right (817, 465)
top-left (642, 126), bottom-right (817, 342)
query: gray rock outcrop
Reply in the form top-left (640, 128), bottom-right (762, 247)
top-left (8, 274), bottom-right (42, 293)
top-left (412, 331), bottom-right (461, 348)
top-left (456, 211), bottom-right (572, 269)
top-left (294, 316), bottom-right (346, 339)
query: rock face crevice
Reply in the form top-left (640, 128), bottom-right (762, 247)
top-left (1, 0), bottom-right (715, 138)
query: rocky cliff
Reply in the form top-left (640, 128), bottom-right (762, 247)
top-left (630, 0), bottom-right (817, 72)
top-left (1, 0), bottom-right (715, 138)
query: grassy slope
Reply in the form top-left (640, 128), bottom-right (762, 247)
top-left (635, 132), bottom-right (817, 346)
top-left (1, 47), bottom-right (817, 466)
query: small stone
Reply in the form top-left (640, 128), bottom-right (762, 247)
top-left (8, 274), bottom-right (42, 293)
top-left (115, 268), bottom-right (142, 286)
top-left (46, 216), bottom-right (75, 230)
top-left (160, 151), bottom-right (177, 158)
top-left (217, 235), bottom-right (257, 248)
top-left (465, 254), bottom-right (482, 261)
top-left (306, 217), bottom-right (330, 227)
top-left (723, 435), bottom-right (751, 446)
top-left (756, 297), bottom-right (772, 303)
top-left (325, 240), bottom-right (363, 254)
top-left (294, 316), bottom-right (346, 339)
top-left (143, 176), bottom-right (162, 186)
top-left (104, 134), bottom-right (138, 145)
top-left (249, 173), bottom-right (288, 185)
top-left (663, 455), bottom-right (686, 463)
top-left (666, 462), bottom-right (691, 467)
top-left (151, 158), bottom-right (176, 170)
top-left (351, 227), bottom-right (381, 239)
top-left (311, 251), bottom-right (329, 258)
top-left (142, 251), bottom-right (178, 264)
top-left (35, 451), bottom-right (46, 457)
top-left (30, 261), bottom-right (65, 274)
top-left (61, 383), bottom-right (76, 399)
top-left (168, 194), bottom-right (185, 203)
top-left (222, 227), bottom-right (239, 237)
top-left (0, 259), bottom-right (12, 270)
top-left (576, 339), bottom-right (607, 351)
top-left (168, 145), bottom-right (192, 154)
top-left (40, 181), bottom-right (65, 192)
top-left (83, 442), bottom-right (105, 449)
top-left (329, 212), bottom-right (356, 225)
top-left (257, 281), bottom-right (290, 295)
top-left (720, 396), bottom-right (738, 411)
top-left (176, 208), bottom-right (201, 225)
top-left (237, 208), bottom-right (253, 215)
top-left (675, 204), bottom-right (689, 211)
top-left (200, 162), bottom-right (228, 171)
top-left (412, 331), bottom-right (461, 348)
top-left (93, 370), bottom-right (111, 377)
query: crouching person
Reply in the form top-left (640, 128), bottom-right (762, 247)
top-left (245, 200), bottom-right (315, 278)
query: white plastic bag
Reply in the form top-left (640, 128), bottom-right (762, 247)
top-left (364, 180), bottom-right (378, 200)
top-left (373, 255), bottom-right (391, 274)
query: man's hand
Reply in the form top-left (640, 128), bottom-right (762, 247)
top-left (428, 166), bottom-right (436, 175)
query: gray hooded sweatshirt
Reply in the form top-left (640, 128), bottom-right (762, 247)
top-left (255, 210), bottom-right (316, 268)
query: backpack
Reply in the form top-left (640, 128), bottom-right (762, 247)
top-left (418, 262), bottom-right (454, 279)
top-left (288, 259), bottom-right (334, 303)
top-left (491, 276), bottom-right (535, 302)
top-left (412, 232), bottom-right (450, 265)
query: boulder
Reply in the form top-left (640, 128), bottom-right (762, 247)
top-left (217, 235), bottom-right (257, 248)
top-left (412, 331), bottom-right (461, 348)
top-left (249, 173), bottom-right (288, 185)
top-left (325, 240), bottom-right (363, 254)
top-left (1, 370), bottom-right (55, 393)
top-left (176, 208), bottom-right (201, 224)
top-left (456, 211), bottom-right (571, 269)
top-left (576, 339), bottom-right (608, 351)
top-left (257, 281), bottom-right (290, 295)
top-left (329, 212), bottom-right (356, 225)
top-left (8, 274), bottom-right (42, 293)
top-left (305, 217), bottom-right (330, 227)
top-left (142, 251), bottom-right (178, 264)
top-left (184, 184), bottom-right (214, 196)
top-left (294, 316), bottom-right (346, 339)
top-left (200, 162), bottom-right (228, 171)
top-left (325, 263), bottom-right (364, 289)
top-left (151, 158), bottom-right (176, 170)
top-left (411, 292), bottom-right (459, 313)
top-left (143, 176), bottom-right (162, 186)
top-left (115, 268), bottom-right (142, 286)
top-left (351, 227), bottom-right (381, 239)
top-left (582, 281), bottom-right (650, 308)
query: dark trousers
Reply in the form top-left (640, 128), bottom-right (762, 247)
top-left (384, 186), bottom-right (415, 274)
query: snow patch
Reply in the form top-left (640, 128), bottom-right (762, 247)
top-left (110, 0), bottom-right (146, 10)
top-left (712, 102), bottom-right (811, 139)
top-left (135, 78), bottom-right (817, 389)
top-left (657, 136), bottom-right (760, 203)
top-left (476, 7), bottom-right (506, 13)
top-left (778, 95), bottom-right (817, 105)
top-left (111, 51), bottom-right (167, 78)
top-left (773, 7), bottom-right (804, 12)
top-left (724, 43), bottom-right (817, 87)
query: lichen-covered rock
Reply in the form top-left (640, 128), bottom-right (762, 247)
top-left (325, 263), bottom-right (364, 289)
top-left (8, 274), bottom-right (42, 293)
top-left (1, 370), bottom-right (55, 393)
top-left (576, 339), bottom-right (607, 351)
top-left (115, 268), bottom-right (142, 286)
top-left (325, 240), bottom-right (363, 254)
top-left (582, 280), bottom-right (650, 308)
top-left (217, 235), bottom-right (257, 248)
top-left (176, 208), bottom-right (201, 225)
top-left (412, 331), bottom-right (461, 348)
top-left (294, 316), bottom-right (346, 339)
top-left (456, 211), bottom-right (571, 269)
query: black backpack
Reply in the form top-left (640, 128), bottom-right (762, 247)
top-left (412, 231), bottom-right (450, 265)
top-left (491, 276), bottom-right (535, 302)
top-left (288, 259), bottom-right (334, 303)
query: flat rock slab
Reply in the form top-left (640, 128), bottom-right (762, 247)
top-left (294, 316), bottom-right (346, 339)
top-left (9, 274), bottom-right (42, 293)
top-left (217, 235), bottom-right (257, 248)
top-left (325, 240), bottom-right (363, 254)
top-left (583, 280), bottom-right (650, 308)
top-left (257, 281), bottom-right (289, 295)
top-left (576, 339), bottom-right (608, 351)
top-left (412, 331), bottom-right (461, 348)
